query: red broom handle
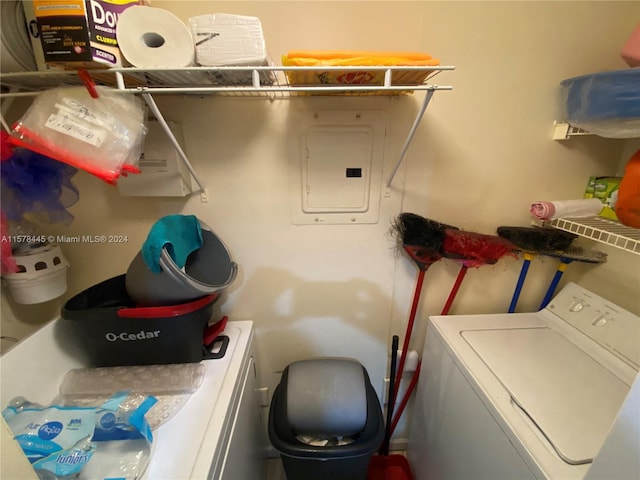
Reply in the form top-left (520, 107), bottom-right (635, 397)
top-left (390, 359), bottom-right (422, 436)
top-left (392, 267), bottom-right (426, 405)
top-left (440, 265), bottom-right (468, 315)
top-left (393, 268), bottom-right (425, 400)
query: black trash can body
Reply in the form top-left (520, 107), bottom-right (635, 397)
top-left (268, 358), bottom-right (384, 480)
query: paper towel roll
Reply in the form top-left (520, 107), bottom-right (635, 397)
top-left (116, 6), bottom-right (194, 68)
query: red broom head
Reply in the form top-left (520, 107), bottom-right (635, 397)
top-left (443, 229), bottom-right (517, 267)
top-left (404, 245), bottom-right (442, 270)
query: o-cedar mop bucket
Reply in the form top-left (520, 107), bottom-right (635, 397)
top-left (61, 274), bottom-right (228, 367)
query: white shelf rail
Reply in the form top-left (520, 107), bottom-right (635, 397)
top-left (549, 216), bottom-right (640, 255)
top-left (1, 65), bottom-right (455, 197)
top-left (0, 65), bottom-right (454, 96)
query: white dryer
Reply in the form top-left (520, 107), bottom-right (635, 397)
top-left (407, 282), bottom-right (639, 480)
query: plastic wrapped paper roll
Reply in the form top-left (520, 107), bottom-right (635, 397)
top-left (116, 6), bottom-right (194, 68)
top-left (530, 198), bottom-right (603, 221)
top-left (189, 13), bottom-right (267, 66)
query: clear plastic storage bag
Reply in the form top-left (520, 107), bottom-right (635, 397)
top-left (10, 86), bottom-right (147, 184)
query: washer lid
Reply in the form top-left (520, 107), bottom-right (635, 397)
top-left (462, 327), bottom-right (630, 465)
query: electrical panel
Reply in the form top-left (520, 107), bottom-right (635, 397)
top-left (290, 110), bottom-right (386, 225)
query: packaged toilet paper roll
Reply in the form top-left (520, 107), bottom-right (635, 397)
top-left (116, 6), bottom-right (195, 68)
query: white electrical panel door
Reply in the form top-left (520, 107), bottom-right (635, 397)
top-left (304, 128), bottom-right (372, 212)
top-left (290, 111), bottom-right (386, 225)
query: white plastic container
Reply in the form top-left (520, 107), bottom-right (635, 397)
top-left (2, 244), bottom-right (69, 304)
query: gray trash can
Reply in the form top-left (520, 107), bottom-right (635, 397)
top-left (268, 358), bottom-right (384, 480)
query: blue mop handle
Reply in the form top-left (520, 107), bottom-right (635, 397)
top-left (539, 259), bottom-right (570, 309)
top-left (509, 252), bottom-right (534, 313)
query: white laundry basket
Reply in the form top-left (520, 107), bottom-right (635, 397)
top-left (2, 244), bottom-right (69, 304)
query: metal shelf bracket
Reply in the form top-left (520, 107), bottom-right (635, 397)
top-left (140, 92), bottom-right (207, 199)
top-left (552, 121), bottom-right (593, 141)
top-left (386, 89), bottom-right (435, 189)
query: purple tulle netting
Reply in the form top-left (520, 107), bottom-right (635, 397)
top-left (1, 148), bottom-right (79, 226)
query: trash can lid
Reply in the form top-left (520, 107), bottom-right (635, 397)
top-left (286, 358), bottom-right (367, 437)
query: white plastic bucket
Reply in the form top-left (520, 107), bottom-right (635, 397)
top-left (2, 244), bottom-right (69, 304)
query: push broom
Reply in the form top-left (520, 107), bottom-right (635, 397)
top-left (388, 220), bottom-right (518, 436)
top-left (368, 213), bottom-right (453, 479)
top-left (388, 213), bottom-right (453, 415)
top-left (538, 246), bottom-right (607, 309)
top-left (387, 227), bottom-right (517, 436)
top-left (497, 226), bottom-right (577, 312)
top-left (439, 228), bottom-right (518, 315)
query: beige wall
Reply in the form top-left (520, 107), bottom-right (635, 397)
top-left (2, 1), bottom-right (639, 444)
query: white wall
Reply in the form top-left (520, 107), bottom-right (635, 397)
top-left (2, 1), bottom-right (639, 445)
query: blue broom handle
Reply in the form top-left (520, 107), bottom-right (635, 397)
top-left (509, 253), bottom-right (534, 313)
top-left (539, 260), bottom-right (569, 309)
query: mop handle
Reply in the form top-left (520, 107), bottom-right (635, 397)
top-left (390, 359), bottom-right (421, 437)
top-left (508, 252), bottom-right (534, 313)
top-left (440, 265), bottom-right (468, 315)
top-left (393, 267), bottom-right (426, 403)
top-left (539, 259), bottom-right (569, 309)
top-left (380, 335), bottom-right (399, 456)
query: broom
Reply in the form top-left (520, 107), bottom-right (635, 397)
top-left (538, 246), bottom-right (607, 309)
top-left (388, 219), bottom-right (516, 436)
top-left (439, 228), bottom-right (518, 315)
top-left (497, 226), bottom-right (577, 312)
top-left (389, 213), bottom-right (454, 411)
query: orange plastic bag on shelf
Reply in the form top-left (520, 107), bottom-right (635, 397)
top-left (283, 50), bottom-right (440, 66)
top-left (616, 148), bottom-right (640, 229)
top-left (282, 50), bottom-right (441, 92)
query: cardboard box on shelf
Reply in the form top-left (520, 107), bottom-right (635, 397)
top-left (584, 176), bottom-right (622, 221)
top-left (24, 0), bottom-right (139, 70)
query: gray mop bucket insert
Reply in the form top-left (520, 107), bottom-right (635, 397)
top-left (125, 222), bottom-right (237, 306)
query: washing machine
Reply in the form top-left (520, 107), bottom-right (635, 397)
top-left (407, 282), bottom-right (639, 480)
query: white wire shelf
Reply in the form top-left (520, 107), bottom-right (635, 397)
top-left (0, 65), bottom-right (454, 198)
top-left (548, 216), bottom-right (640, 255)
top-left (0, 65), bottom-right (454, 97)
